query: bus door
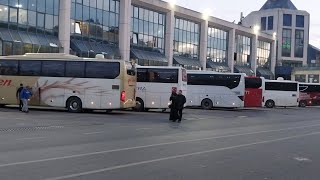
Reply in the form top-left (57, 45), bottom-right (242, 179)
top-left (244, 77), bottom-right (263, 107)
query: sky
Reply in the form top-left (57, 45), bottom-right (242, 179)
top-left (163, 0), bottom-right (320, 48)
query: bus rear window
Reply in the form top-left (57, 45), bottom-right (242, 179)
top-left (126, 62), bottom-right (136, 76)
top-left (245, 78), bottom-right (262, 88)
top-left (182, 69), bottom-right (187, 82)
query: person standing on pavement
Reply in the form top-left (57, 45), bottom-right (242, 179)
top-left (176, 90), bottom-right (186, 123)
top-left (20, 86), bottom-right (33, 113)
top-left (169, 89), bottom-right (178, 122)
top-left (16, 84), bottom-right (24, 111)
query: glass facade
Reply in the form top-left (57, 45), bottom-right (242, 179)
top-left (283, 14), bottom-right (292, 26)
top-left (173, 17), bottom-right (200, 59)
top-left (294, 29), bottom-right (304, 58)
top-left (282, 28), bottom-right (292, 57)
top-left (296, 15), bottom-right (304, 28)
top-left (207, 27), bottom-right (228, 64)
top-left (261, 17), bottom-right (266, 31)
top-left (70, 0), bottom-right (119, 56)
top-left (235, 35), bottom-right (251, 66)
top-left (0, 0), bottom-right (60, 55)
top-left (268, 16), bottom-right (273, 30)
top-left (130, 5), bottom-right (165, 54)
top-left (257, 40), bottom-right (271, 68)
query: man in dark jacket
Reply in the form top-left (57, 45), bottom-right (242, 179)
top-left (169, 90), bottom-right (178, 122)
top-left (16, 84), bottom-right (24, 111)
top-left (176, 90), bottom-right (186, 123)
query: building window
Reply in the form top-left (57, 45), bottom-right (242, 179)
top-left (173, 17), bottom-right (200, 59)
top-left (296, 15), bottom-right (304, 28)
top-left (0, 5), bottom-right (8, 22)
top-left (282, 28), bottom-right (292, 57)
top-left (295, 75), bottom-right (306, 82)
top-left (70, 0), bottom-right (120, 44)
top-left (294, 30), bottom-right (304, 58)
top-left (207, 27), bottom-right (228, 64)
top-left (308, 74), bottom-right (320, 83)
top-left (235, 35), bottom-right (251, 66)
top-left (268, 16), bottom-right (273, 30)
top-left (257, 41), bottom-right (271, 68)
top-left (283, 14), bottom-right (292, 26)
top-left (130, 5), bottom-right (165, 54)
top-left (261, 17), bottom-right (266, 31)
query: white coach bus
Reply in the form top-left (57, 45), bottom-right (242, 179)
top-left (186, 71), bottom-right (245, 109)
top-left (0, 53), bottom-right (137, 112)
top-left (134, 66), bottom-right (187, 111)
top-left (263, 79), bottom-right (299, 108)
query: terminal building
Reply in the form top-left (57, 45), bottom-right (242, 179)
top-left (0, 0), bottom-right (276, 79)
top-left (242, 0), bottom-right (320, 80)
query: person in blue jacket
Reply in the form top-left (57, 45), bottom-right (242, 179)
top-left (20, 86), bottom-right (33, 113)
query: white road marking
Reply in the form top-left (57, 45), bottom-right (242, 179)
top-left (136, 128), bottom-right (152, 131)
top-left (238, 116), bottom-right (248, 118)
top-left (1, 123), bottom-right (320, 168)
top-left (83, 131), bottom-right (105, 135)
top-left (294, 157), bottom-right (312, 162)
top-left (16, 137), bottom-right (46, 141)
top-left (45, 131), bottom-right (320, 180)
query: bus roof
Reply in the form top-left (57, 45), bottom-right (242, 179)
top-left (0, 53), bottom-right (124, 63)
top-left (299, 82), bottom-right (320, 86)
top-left (187, 70), bottom-right (245, 76)
top-left (136, 66), bottom-right (184, 70)
top-left (265, 79), bottom-right (298, 83)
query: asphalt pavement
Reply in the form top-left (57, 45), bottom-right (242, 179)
top-left (0, 106), bottom-right (319, 180)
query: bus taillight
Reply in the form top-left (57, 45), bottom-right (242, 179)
top-left (121, 91), bottom-right (126, 102)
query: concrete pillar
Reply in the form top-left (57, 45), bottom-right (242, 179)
top-left (165, 10), bottom-right (174, 66)
top-left (271, 40), bottom-right (277, 76)
top-left (59, 0), bottom-right (71, 54)
top-left (227, 29), bottom-right (235, 73)
top-left (251, 35), bottom-right (258, 76)
top-left (119, 0), bottom-right (131, 61)
top-left (199, 20), bottom-right (208, 70)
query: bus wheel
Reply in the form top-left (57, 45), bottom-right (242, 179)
top-left (201, 99), bottom-right (213, 110)
top-left (67, 97), bottom-right (82, 113)
top-left (265, 100), bottom-right (275, 108)
top-left (134, 98), bottom-right (145, 112)
top-left (299, 101), bottom-right (307, 108)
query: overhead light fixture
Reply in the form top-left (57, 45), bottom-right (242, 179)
top-left (202, 8), bottom-right (211, 20)
top-left (169, 0), bottom-right (176, 8)
top-left (253, 25), bottom-right (260, 35)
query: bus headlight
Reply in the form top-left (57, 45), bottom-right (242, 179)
top-left (91, 102), bottom-right (94, 105)
top-left (1, 98), bottom-right (4, 100)
top-left (152, 101), bottom-right (155, 105)
top-left (109, 103), bottom-right (112, 106)
top-left (233, 103), bottom-right (235, 106)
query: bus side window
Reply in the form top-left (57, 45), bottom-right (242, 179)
top-left (0, 60), bottom-right (18, 75)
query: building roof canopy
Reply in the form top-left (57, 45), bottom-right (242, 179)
top-left (260, 0), bottom-right (297, 10)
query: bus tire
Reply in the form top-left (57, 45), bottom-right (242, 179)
top-left (66, 97), bottom-right (83, 113)
top-left (135, 98), bottom-right (145, 112)
top-left (265, 100), bottom-right (275, 108)
top-left (201, 99), bottom-right (213, 110)
top-left (299, 101), bottom-right (307, 108)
